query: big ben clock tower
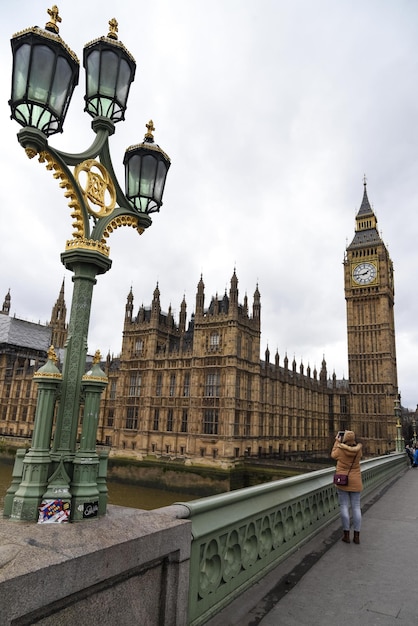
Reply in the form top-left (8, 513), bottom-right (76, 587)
top-left (344, 180), bottom-right (398, 455)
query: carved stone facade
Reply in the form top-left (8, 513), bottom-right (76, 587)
top-left (0, 185), bottom-right (399, 461)
top-left (99, 272), bottom-right (352, 463)
top-left (0, 284), bottom-right (67, 439)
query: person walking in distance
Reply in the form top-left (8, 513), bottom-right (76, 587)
top-left (405, 444), bottom-right (415, 467)
top-left (331, 430), bottom-right (363, 544)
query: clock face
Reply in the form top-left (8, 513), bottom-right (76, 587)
top-left (352, 262), bottom-right (377, 285)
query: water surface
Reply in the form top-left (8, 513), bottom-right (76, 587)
top-left (0, 457), bottom-right (196, 511)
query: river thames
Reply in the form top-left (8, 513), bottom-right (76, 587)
top-left (0, 457), bottom-right (197, 512)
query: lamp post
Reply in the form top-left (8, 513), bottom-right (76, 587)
top-left (6, 6), bottom-right (170, 522)
top-left (394, 397), bottom-right (403, 452)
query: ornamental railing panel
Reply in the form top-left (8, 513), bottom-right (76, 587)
top-left (170, 453), bottom-right (406, 625)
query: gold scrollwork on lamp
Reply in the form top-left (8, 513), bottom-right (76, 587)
top-left (101, 214), bottom-right (145, 245)
top-left (37, 150), bottom-right (86, 239)
top-left (74, 159), bottom-right (116, 218)
top-left (65, 238), bottom-right (110, 257)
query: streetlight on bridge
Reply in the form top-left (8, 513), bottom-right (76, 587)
top-left (4, 6), bottom-right (170, 522)
top-left (394, 396), bottom-right (404, 452)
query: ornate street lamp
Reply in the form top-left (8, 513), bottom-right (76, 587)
top-left (10, 5), bottom-right (79, 136)
top-left (394, 396), bottom-right (404, 452)
top-left (83, 17), bottom-right (136, 122)
top-left (5, 6), bottom-right (170, 522)
top-left (124, 120), bottom-right (171, 213)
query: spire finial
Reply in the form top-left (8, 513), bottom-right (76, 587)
top-left (46, 5), bottom-right (62, 34)
top-left (108, 17), bottom-right (119, 40)
top-left (363, 173), bottom-right (367, 187)
top-left (47, 345), bottom-right (58, 364)
top-left (145, 120), bottom-right (155, 141)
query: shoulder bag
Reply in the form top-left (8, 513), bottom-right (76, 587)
top-left (333, 452), bottom-right (357, 486)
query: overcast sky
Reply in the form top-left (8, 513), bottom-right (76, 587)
top-left (2, 1), bottom-right (418, 409)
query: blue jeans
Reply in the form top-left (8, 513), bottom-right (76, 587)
top-left (337, 490), bottom-right (361, 532)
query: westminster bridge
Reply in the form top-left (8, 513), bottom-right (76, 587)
top-left (0, 453), bottom-right (407, 625)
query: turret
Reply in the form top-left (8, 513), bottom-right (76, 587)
top-left (229, 269), bottom-right (238, 313)
top-left (125, 287), bottom-right (134, 322)
top-left (1, 289), bottom-right (11, 315)
top-left (243, 293), bottom-right (248, 316)
top-left (195, 275), bottom-right (205, 318)
top-left (151, 282), bottom-right (161, 322)
top-left (50, 279), bottom-right (67, 348)
top-left (179, 295), bottom-right (187, 333)
top-left (167, 303), bottom-right (173, 327)
top-left (137, 304), bottom-right (145, 323)
top-left (252, 284), bottom-right (260, 321)
top-left (320, 356), bottom-right (327, 386)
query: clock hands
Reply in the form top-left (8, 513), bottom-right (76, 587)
top-left (353, 262), bottom-right (376, 285)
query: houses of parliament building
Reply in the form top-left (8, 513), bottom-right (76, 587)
top-left (0, 184), bottom-right (399, 463)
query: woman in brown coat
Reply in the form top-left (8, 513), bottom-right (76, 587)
top-left (331, 430), bottom-right (363, 544)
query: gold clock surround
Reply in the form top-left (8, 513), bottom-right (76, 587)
top-left (351, 260), bottom-right (379, 287)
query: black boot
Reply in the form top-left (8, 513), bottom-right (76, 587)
top-left (342, 530), bottom-right (350, 543)
top-left (353, 531), bottom-right (360, 544)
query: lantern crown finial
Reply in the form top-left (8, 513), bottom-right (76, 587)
top-left (47, 345), bottom-right (58, 364)
top-left (93, 349), bottom-right (102, 364)
top-left (145, 120), bottom-right (155, 141)
top-left (107, 18), bottom-right (119, 40)
top-left (46, 5), bottom-right (62, 34)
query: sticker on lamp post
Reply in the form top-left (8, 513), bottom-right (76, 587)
top-left (38, 499), bottom-right (70, 523)
top-left (81, 501), bottom-right (99, 518)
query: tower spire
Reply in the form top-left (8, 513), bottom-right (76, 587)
top-left (50, 279), bottom-right (67, 349)
top-left (179, 294), bottom-right (187, 333)
top-left (357, 174), bottom-right (374, 219)
top-left (229, 269), bottom-right (238, 312)
top-left (1, 289), bottom-right (11, 315)
top-left (252, 283), bottom-right (260, 321)
top-left (125, 287), bottom-right (134, 322)
top-left (195, 274), bottom-right (205, 318)
top-left (151, 282), bottom-right (161, 321)
top-left (347, 178), bottom-right (381, 249)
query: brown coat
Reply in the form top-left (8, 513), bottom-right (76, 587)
top-left (331, 440), bottom-right (363, 492)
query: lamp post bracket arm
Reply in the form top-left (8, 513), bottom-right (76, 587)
top-left (37, 147), bottom-right (91, 240)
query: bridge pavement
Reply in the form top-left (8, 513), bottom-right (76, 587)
top-left (207, 462), bottom-right (412, 626)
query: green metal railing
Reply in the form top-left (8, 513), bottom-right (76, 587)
top-left (170, 453), bottom-right (406, 625)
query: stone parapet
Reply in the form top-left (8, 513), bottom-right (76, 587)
top-left (176, 453), bottom-right (407, 625)
top-left (0, 505), bottom-right (191, 625)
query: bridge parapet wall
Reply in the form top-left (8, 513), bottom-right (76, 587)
top-left (161, 453), bottom-right (407, 625)
top-left (0, 454), bottom-right (406, 626)
top-left (0, 506), bottom-right (191, 626)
